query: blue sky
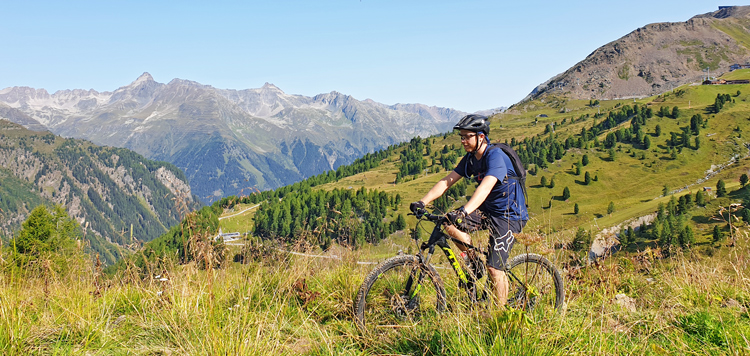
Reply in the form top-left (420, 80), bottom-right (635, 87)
top-left (0, 1), bottom-right (737, 112)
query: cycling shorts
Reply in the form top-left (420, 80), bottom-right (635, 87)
top-left (458, 210), bottom-right (527, 270)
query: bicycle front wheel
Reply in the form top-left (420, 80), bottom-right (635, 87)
top-left (354, 254), bottom-right (447, 334)
top-left (506, 253), bottom-right (564, 320)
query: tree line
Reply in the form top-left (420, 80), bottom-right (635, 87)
top-left (253, 187), bottom-right (405, 249)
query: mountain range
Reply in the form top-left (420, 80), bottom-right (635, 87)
top-left (0, 76), bottom-right (466, 202)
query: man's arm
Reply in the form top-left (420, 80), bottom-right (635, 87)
top-left (419, 171), bottom-right (463, 206)
top-left (463, 175), bottom-right (498, 214)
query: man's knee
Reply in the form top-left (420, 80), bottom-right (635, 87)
top-left (488, 266), bottom-right (506, 279)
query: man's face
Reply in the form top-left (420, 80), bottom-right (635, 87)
top-left (459, 129), bottom-right (482, 152)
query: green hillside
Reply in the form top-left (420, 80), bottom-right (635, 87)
top-left (0, 121), bottom-right (201, 264)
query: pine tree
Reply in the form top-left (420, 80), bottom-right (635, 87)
top-left (695, 190), bottom-right (705, 206)
top-left (582, 154), bottom-right (589, 166)
top-left (717, 179), bottom-right (727, 197)
top-left (574, 203), bottom-right (579, 215)
top-left (572, 227), bottom-right (589, 251)
top-left (584, 171), bottom-right (591, 185)
top-left (562, 186), bottom-right (571, 200)
top-left (651, 220), bottom-right (662, 241)
top-left (679, 225), bottom-right (694, 247)
top-left (660, 222), bottom-right (672, 246)
top-left (540, 176), bottom-right (548, 188)
top-left (741, 174), bottom-right (749, 188)
top-left (395, 214), bottom-right (406, 231)
top-left (607, 201), bottom-right (615, 215)
top-left (14, 205), bottom-right (79, 256)
top-left (712, 225), bottom-right (723, 243)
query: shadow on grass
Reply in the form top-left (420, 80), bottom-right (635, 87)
top-left (691, 214), bottom-right (713, 224)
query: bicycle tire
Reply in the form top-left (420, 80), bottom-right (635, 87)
top-left (506, 253), bottom-right (564, 320)
top-left (354, 254), bottom-right (447, 333)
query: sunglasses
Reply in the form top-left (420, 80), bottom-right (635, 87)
top-left (460, 134), bottom-right (477, 141)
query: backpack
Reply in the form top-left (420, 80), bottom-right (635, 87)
top-left (489, 143), bottom-right (529, 207)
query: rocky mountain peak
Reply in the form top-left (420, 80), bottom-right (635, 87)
top-left (699, 5), bottom-right (750, 19)
top-left (134, 72), bottom-right (155, 85)
top-left (261, 82), bottom-right (283, 92)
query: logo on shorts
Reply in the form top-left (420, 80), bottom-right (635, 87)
top-left (494, 231), bottom-right (515, 253)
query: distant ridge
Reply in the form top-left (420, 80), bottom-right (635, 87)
top-left (0, 74), bottom-right (467, 202)
top-left (527, 5), bottom-right (750, 101)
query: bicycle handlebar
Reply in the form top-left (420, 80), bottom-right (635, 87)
top-left (409, 209), bottom-right (446, 223)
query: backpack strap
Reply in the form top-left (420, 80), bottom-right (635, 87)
top-left (490, 143), bottom-right (529, 208)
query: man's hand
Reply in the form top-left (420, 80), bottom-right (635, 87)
top-left (410, 201), bottom-right (426, 217)
top-left (446, 207), bottom-right (468, 230)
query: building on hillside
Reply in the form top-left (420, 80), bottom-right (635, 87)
top-left (214, 231), bottom-right (241, 242)
top-left (729, 63), bottom-right (750, 71)
top-left (702, 79), bottom-right (750, 85)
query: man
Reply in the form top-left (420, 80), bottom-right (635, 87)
top-left (410, 114), bottom-right (528, 306)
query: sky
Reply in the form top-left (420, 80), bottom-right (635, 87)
top-left (0, 1), bottom-right (739, 113)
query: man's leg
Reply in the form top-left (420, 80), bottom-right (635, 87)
top-left (486, 217), bottom-right (525, 308)
top-left (488, 267), bottom-right (509, 307)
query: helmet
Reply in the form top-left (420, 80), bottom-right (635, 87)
top-left (453, 114), bottom-right (490, 137)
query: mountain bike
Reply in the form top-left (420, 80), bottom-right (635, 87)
top-left (354, 211), bottom-right (564, 333)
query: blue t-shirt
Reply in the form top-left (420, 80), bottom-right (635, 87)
top-left (454, 146), bottom-right (529, 221)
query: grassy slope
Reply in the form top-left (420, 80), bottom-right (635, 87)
top-left (255, 76), bottom-right (747, 262)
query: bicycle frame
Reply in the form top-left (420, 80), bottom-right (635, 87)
top-left (411, 213), bottom-right (534, 305)
top-left (412, 214), bottom-right (484, 302)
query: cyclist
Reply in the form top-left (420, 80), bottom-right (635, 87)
top-left (410, 114), bottom-right (528, 307)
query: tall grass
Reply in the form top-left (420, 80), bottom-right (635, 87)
top-left (0, 234), bottom-right (748, 355)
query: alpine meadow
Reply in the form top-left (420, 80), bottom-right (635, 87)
top-left (2, 5), bottom-right (750, 356)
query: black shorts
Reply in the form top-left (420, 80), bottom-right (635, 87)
top-left (458, 211), bottom-right (527, 270)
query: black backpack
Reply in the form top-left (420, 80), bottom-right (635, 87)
top-left (490, 143), bottom-right (529, 207)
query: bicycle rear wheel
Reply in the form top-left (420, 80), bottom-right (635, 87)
top-left (354, 254), bottom-right (447, 334)
top-left (506, 253), bottom-right (564, 320)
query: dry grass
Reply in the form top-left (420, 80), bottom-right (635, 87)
top-left (0, 233), bottom-right (748, 355)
